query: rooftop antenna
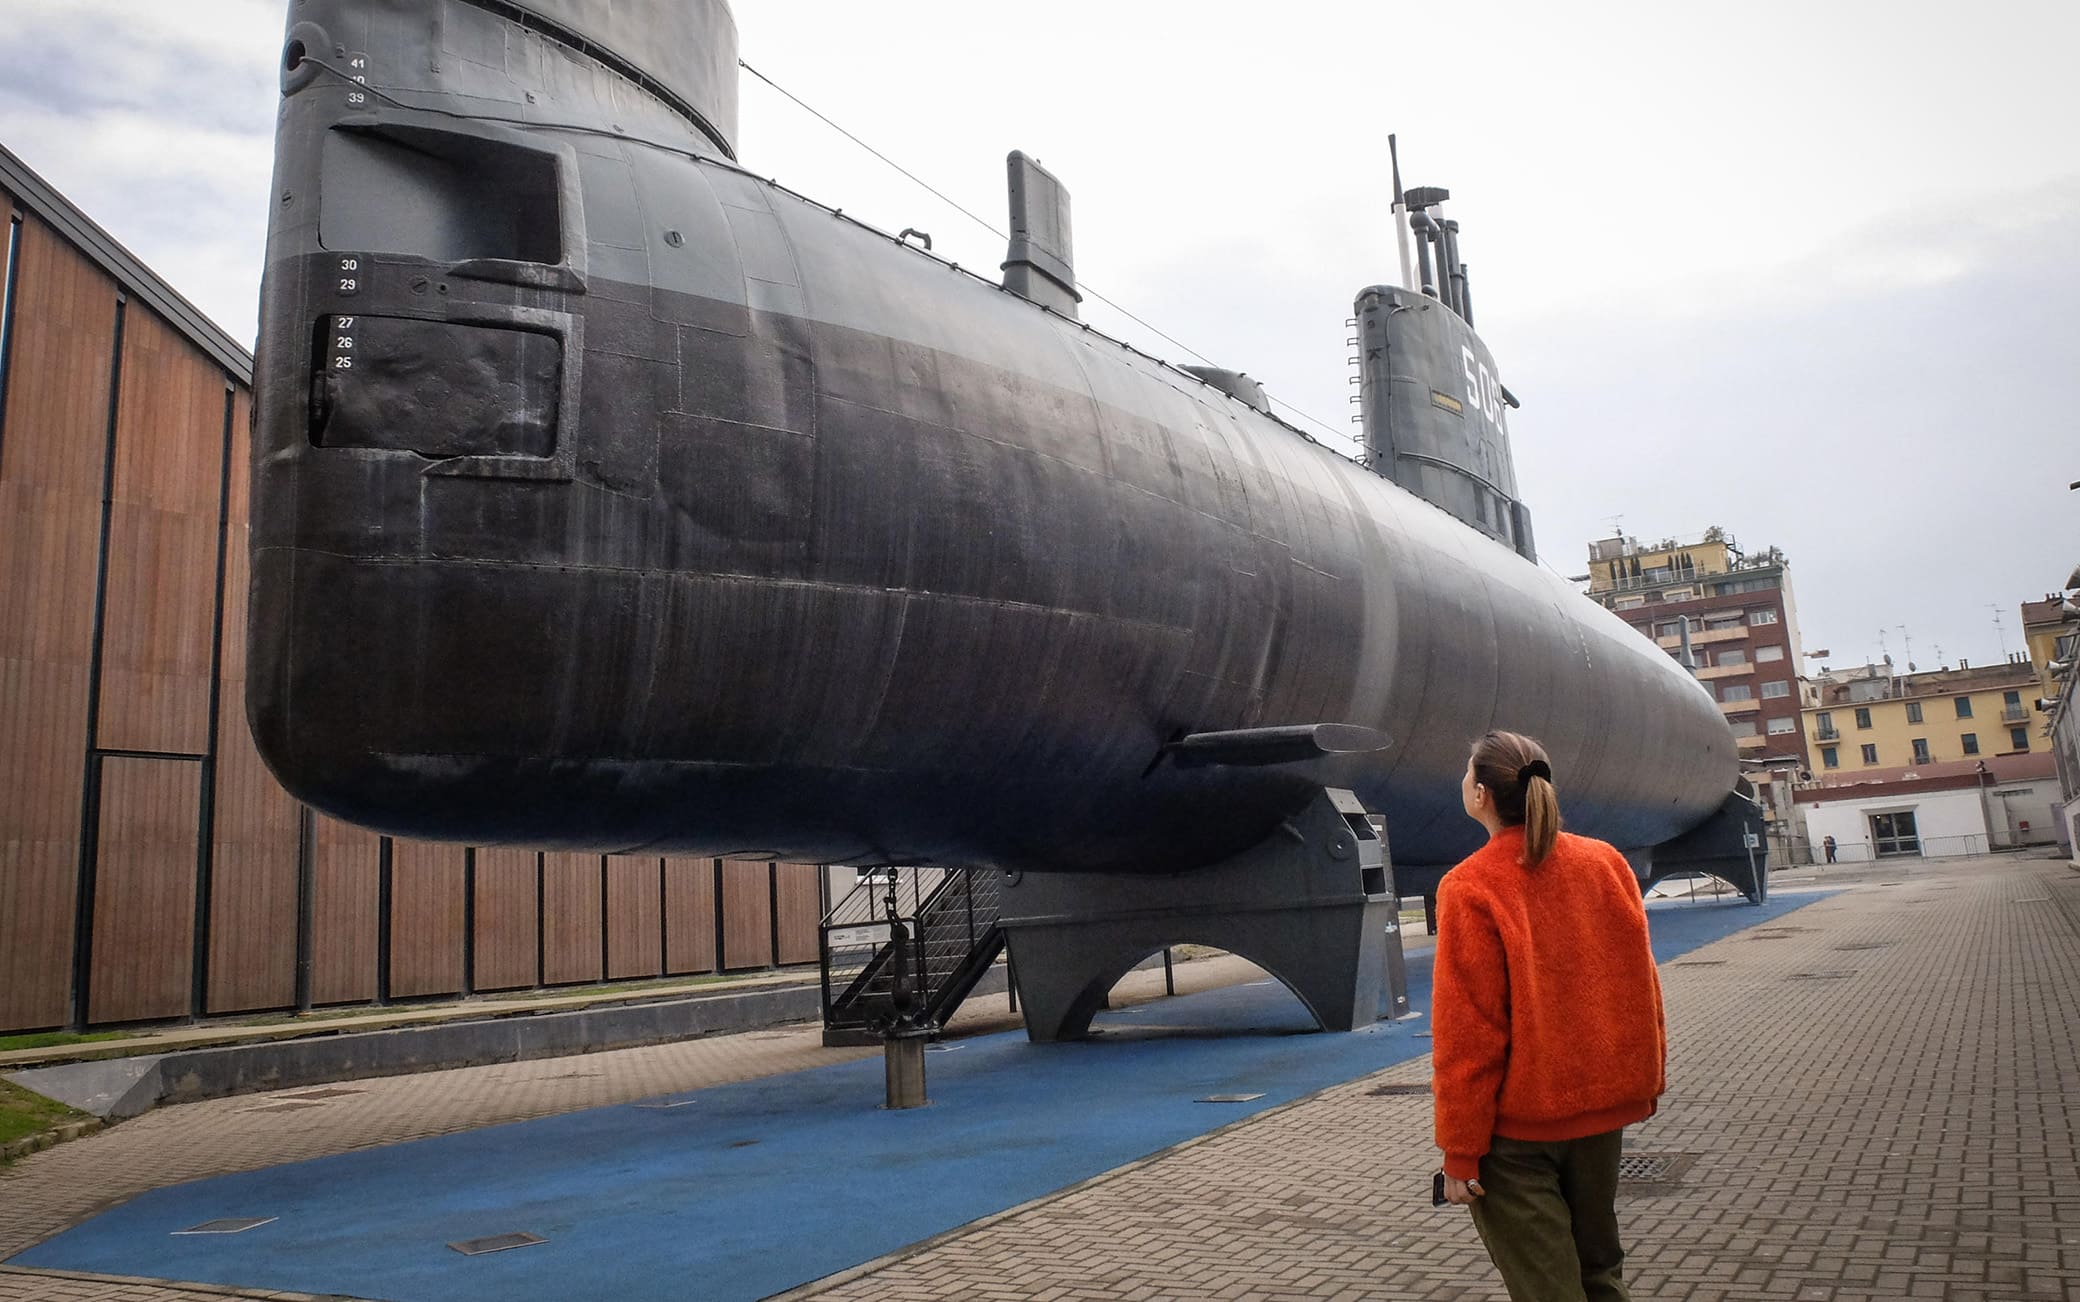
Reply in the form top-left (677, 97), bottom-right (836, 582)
top-left (1988, 604), bottom-right (2010, 659)
top-left (1604, 514), bottom-right (1625, 538)
top-left (1388, 135), bottom-right (1414, 292)
top-left (1896, 625), bottom-right (1915, 673)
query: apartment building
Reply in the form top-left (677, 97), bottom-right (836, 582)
top-left (1801, 659), bottom-right (2044, 776)
top-left (1583, 531), bottom-right (1807, 766)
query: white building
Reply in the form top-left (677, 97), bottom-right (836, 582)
top-left (1795, 754), bottom-right (2057, 863)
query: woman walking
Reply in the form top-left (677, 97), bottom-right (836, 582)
top-left (1432, 731), bottom-right (1667, 1302)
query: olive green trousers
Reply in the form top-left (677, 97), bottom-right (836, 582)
top-left (1466, 1129), bottom-right (1630, 1302)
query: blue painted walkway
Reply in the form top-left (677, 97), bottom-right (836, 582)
top-left (12, 890), bottom-right (1827, 1301)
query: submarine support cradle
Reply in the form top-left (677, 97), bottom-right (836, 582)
top-left (998, 787), bottom-right (1411, 1043)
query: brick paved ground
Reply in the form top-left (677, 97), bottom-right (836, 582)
top-left (5, 853), bottom-right (2075, 1301)
top-left (796, 854), bottom-right (2080, 1302)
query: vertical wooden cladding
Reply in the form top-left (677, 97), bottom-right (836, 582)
top-left (205, 394), bottom-right (301, 1012)
top-left (95, 309), bottom-right (225, 754)
top-left (541, 851), bottom-right (604, 985)
top-left (663, 857), bottom-right (717, 975)
top-left (0, 217), bottom-right (113, 487)
top-left (720, 859), bottom-right (773, 970)
top-left (472, 848), bottom-right (539, 992)
top-left (0, 216), bottom-right (116, 1029)
top-left (605, 856), bottom-right (663, 979)
top-left (309, 814), bottom-right (380, 1005)
top-left (203, 706), bottom-right (299, 1012)
top-left (774, 863), bottom-right (822, 965)
top-left (88, 757), bottom-right (200, 1023)
top-left (388, 839), bottom-right (466, 998)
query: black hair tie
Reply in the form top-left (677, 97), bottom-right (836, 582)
top-left (1517, 760), bottom-right (1552, 786)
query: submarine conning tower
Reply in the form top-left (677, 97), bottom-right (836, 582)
top-left (1354, 178), bottom-right (1537, 564)
top-left (281, 0), bottom-right (741, 157)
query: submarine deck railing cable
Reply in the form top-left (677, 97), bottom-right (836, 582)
top-left (737, 59), bottom-right (1363, 457)
top-left (289, 49), bottom-right (1360, 459)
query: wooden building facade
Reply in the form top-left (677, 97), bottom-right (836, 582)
top-left (0, 145), bottom-right (825, 1034)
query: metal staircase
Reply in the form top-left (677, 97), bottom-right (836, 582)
top-left (819, 867), bottom-right (1004, 1046)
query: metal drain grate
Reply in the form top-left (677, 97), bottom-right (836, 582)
top-left (634, 1098), bottom-right (698, 1110)
top-left (1367, 1083), bottom-right (1430, 1096)
top-left (1832, 942), bottom-right (1894, 951)
top-left (1674, 960), bottom-right (1728, 967)
top-left (1788, 970), bottom-right (1857, 981)
top-left (173, 1217), bottom-right (275, 1236)
top-left (1197, 1093), bottom-right (1265, 1103)
top-left (449, 1231), bottom-right (545, 1256)
top-left (243, 1101), bottom-right (326, 1113)
top-left (1616, 1153), bottom-right (1696, 1184)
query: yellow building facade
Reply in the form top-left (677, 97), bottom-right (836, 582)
top-left (2021, 594), bottom-right (2075, 707)
top-left (1800, 663), bottom-right (2041, 775)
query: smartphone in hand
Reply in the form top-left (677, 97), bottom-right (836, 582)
top-left (1431, 1170), bottom-right (1447, 1207)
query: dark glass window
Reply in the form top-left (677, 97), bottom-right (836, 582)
top-left (1861, 744), bottom-right (1878, 765)
top-left (1871, 811), bottom-right (1920, 857)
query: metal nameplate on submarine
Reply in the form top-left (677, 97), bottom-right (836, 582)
top-left (250, 0), bottom-right (1746, 890)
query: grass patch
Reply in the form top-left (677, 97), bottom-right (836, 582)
top-left (0, 1029), bottom-right (136, 1054)
top-left (0, 1078), bottom-right (86, 1150)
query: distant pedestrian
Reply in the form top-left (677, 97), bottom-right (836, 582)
top-left (1432, 730), bottom-right (1666, 1302)
top-left (1823, 835), bottom-right (1837, 864)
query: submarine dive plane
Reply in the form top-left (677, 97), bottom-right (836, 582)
top-left (251, 0), bottom-right (1764, 1040)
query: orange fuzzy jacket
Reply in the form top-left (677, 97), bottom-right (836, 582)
top-left (1431, 827), bottom-right (1666, 1180)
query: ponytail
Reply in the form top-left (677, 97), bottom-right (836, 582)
top-left (1521, 773), bottom-right (1560, 868)
top-left (1469, 731), bottom-right (1565, 868)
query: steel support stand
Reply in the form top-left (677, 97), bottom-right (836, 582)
top-left (999, 788), bottom-right (1410, 1042)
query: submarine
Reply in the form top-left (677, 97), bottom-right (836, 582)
top-left (250, 0), bottom-right (1759, 944)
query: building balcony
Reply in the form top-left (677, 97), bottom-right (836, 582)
top-left (1694, 663), bottom-right (1751, 681)
top-left (1736, 733), bottom-right (1771, 750)
top-left (1717, 698), bottom-right (1761, 717)
top-left (1656, 626), bottom-right (1748, 651)
top-left (1814, 726), bottom-right (1842, 741)
top-left (1603, 571), bottom-right (1707, 594)
top-left (2002, 705), bottom-right (2030, 723)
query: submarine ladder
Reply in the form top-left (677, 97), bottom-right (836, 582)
top-left (819, 867), bottom-right (1005, 1047)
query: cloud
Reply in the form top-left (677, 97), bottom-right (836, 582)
top-left (0, 0), bottom-right (278, 340)
top-left (1502, 183), bottom-right (2080, 670)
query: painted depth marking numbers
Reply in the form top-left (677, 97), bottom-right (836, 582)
top-left (329, 312), bottom-right (358, 373)
top-left (345, 52), bottom-right (371, 108)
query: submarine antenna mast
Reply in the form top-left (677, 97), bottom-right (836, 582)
top-left (1389, 135), bottom-right (1415, 291)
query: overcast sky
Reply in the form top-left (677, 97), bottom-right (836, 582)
top-left (3, 0), bottom-right (2074, 673)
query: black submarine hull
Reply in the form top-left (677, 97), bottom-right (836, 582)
top-left (249, 0), bottom-right (1738, 880)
